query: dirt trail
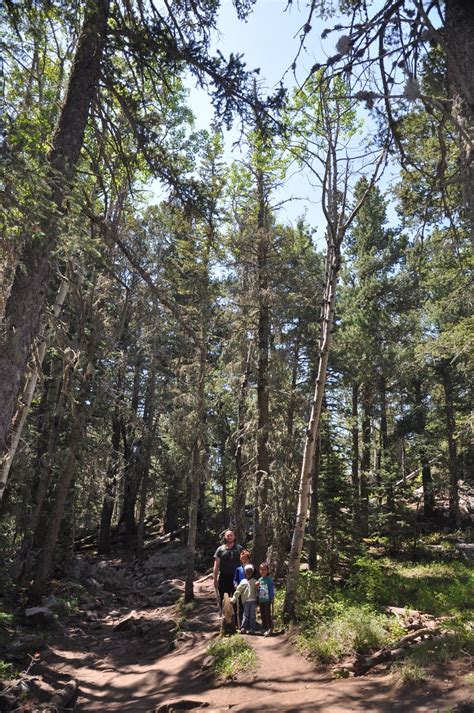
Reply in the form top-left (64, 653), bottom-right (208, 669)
top-left (48, 575), bottom-right (471, 712)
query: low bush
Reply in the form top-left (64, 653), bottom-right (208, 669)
top-left (297, 603), bottom-right (403, 664)
top-left (208, 635), bottom-right (257, 680)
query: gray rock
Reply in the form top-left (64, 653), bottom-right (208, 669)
top-left (24, 606), bottom-right (57, 626)
top-left (41, 594), bottom-right (58, 609)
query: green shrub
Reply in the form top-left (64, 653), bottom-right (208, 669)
top-left (298, 604), bottom-right (398, 663)
top-left (208, 635), bottom-right (257, 680)
top-left (392, 659), bottom-right (427, 683)
top-left (0, 660), bottom-right (14, 679)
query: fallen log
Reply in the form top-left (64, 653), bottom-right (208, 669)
top-left (334, 626), bottom-right (442, 676)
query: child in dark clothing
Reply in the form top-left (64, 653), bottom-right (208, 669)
top-left (257, 561), bottom-right (274, 636)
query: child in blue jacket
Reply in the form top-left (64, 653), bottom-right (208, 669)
top-left (257, 561), bottom-right (274, 636)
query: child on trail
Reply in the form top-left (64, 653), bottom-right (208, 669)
top-left (233, 550), bottom-right (251, 628)
top-left (233, 549), bottom-right (251, 587)
top-left (232, 563), bottom-right (258, 634)
top-left (257, 561), bottom-right (274, 636)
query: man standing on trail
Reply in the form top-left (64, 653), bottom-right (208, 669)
top-left (213, 529), bottom-right (243, 608)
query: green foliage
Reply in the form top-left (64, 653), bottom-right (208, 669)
top-left (392, 659), bottom-right (427, 683)
top-left (347, 556), bottom-right (474, 617)
top-left (294, 555), bottom-right (473, 665)
top-left (0, 660), bottom-right (14, 679)
top-left (409, 624), bottom-right (474, 666)
top-left (207, 635), bottom-right (257, 679)
top-left (297, 602), bottom-right (399, 663)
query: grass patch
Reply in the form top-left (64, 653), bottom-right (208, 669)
top-left (297, 603), bottom-right (403, 664)
top-left (293, 550), bottom-right (473, 669)
top-left (346, 557), bottom-right (473, 618)
top-left (408, 626), bottom-right (474, 667)
top-left (392, 659), bottom-right (428, 683)
top-left (207, 635), bottom-right (257, 680)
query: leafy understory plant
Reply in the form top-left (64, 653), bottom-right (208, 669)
top-left (297, 604), bottom-right (401, 664)
top-left (392, 659), bottom-right (428, 683)
top-left (0, 660), bottom-right (14, 679)
top-left (207, 635), bottom-right (258, 680)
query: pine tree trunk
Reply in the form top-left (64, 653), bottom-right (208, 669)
top-left (184, 337), bottom-right (207, 603)
top-left (137, 345), bottom-right (158, 553)
top-left (97, 411), bottom-right (121, 555)
top-left (445, 0), bottom-right (474, 242)
top-left (0, 0), bottom-right (109, 466)
top-left (439, 362), bottom-right (461, 527)
top-left (118, 348), bottom-right (144, 543)
top-left (233, 344), bottom-right (252, 545)
top-left (0, 278), bottom-right (69, 500)
top-left (283, 241), bottom-right (340, 620)
top-left (307, 433), bottom-right (321, 571)
top-left (29, 344), bottom-right (97, 600)
top-left (360, 384), bottom-right (372, 539)
top-left (413, 379), bottom-right (434, 518)
top-left (351, 382), bottom-right (361, 532)
top-left (253, 167), bottom-right (271, 569)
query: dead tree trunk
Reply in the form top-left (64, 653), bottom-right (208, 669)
top-left (233, 344), bottom-right (252, 545)
top-left (253, 164), bottom-right (271, 570)
top-left (307, 432), bottom-right (321, 571)
top-left (283, 239), bottom-right (340, 619)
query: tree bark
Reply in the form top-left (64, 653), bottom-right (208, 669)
top-left (351, 382), bottom-right (361, 532)
top-left (0, 0), bottom-right (109, 467)
top-left (413, 378), bottom-right (434, 518)
top-left (307, 432), bottom-right (321, 571)
top-left (438, 362), bottom-right (460, 527)
top-left (0, 277), bottom-right (69, 500)
top-left (445, 0), bottom-right (474, 242)
top-left (29, 340), bottom-right (98, 601)
top-left (118, 346), bottom-right (144, 543)
top-left (137, 342), bottom-right (159, 553)
top-left (184, 335), bottom-right (207, 602)
top-left (97, 410), bottom-right (122, 555)
top-left (360, 384), bottom-right (372, 539)
top-left (283, 240), bottom-right (340, 619)
top-left (253, 165), bottom-right (271, 569)
top-left (233, 344), bottom-right (252, 545)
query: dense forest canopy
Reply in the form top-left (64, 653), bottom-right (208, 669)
top-left (0, 0), bottom-right (472, 615)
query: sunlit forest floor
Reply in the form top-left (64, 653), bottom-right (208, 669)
top-left (1, 536), bottom-right (473, 712)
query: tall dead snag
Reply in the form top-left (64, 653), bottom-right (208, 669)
top-left (282, 73), bottom-right (387, 619)
top-left (283, 235), bottom-right (341, 619)
top-left (184, 266), bottom-right (209, 603)
top-left (252, 163), bottom-right (271, 569)
top-left (233, 344), bottom-right (252, 545)
top-left (0, 0), bottom-right (109, 472)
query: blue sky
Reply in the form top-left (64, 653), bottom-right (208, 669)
top-left (182, 1), bottom-right (397, 238)
top-left (187, 0), bottom-right (335, 235)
